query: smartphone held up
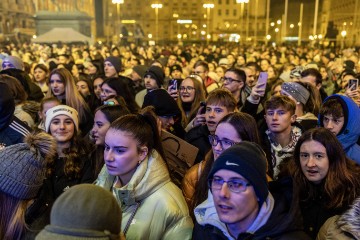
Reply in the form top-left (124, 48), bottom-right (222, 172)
top-left (257, 72), bottom-right (268, 97)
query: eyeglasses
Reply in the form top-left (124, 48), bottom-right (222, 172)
top-left (221, 77), bottom-right (242, 84)
top-left (208, 135), bottom-right (239, 149)
top-left (208, 177), bottom-right (251, 193)
top-left (179, 86), bottom-right (195, 92)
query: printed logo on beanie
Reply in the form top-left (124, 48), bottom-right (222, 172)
top-left (53, 108), bottom-right (73, 115)
top-left (225, 160), bottom-right (239, 166)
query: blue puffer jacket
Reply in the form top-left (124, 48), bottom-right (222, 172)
top-left (319, 94), bottom-right (360, 164)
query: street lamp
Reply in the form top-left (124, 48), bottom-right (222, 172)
top-left (236, 0), bottom-right (249, 44)
top-left (203, 3), bottom-right (214, 44)
top-left (112, 0), bottom-right (124, 44)
top-left (151, 3), bottom-right (163, 43)
top-left (341, 30), bottom-right (347, 49)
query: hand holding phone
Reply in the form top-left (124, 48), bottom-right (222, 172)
top-left (349, 79), bottom-right (359, 91)
top-left (200, 101), bottom-right (206, 114)
top-left (256, 72), bottom-right (268, 97)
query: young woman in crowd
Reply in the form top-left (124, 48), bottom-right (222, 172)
top-left (29, 105), bottom-right (96, 231)
top-left (281, 81), bottom-right (321, 131)
top-left (76, 76), bottom-right (98, 112)
top-left (100, 77), bottom-right (139, 113)
top-left (0, 131), bottom-right (56, 240)
top-left (290, 127), bottom-right (360, 238)
top-left (95, 107), bottom-right (193, 239)
top-left (177, 75), bottom-right (206, 128)
top-left (182, 112), bottom-right (261, 215)
top-left (215, 65), bottom-right (226, 80)
top-left (44, 105), bottom-right (95, 198)
top-left (33, 64), bottom-right (49, 95)
top-left (90, 104), bottom-right (130, 177)
top-left (46, 68), bottom-right (93, 135)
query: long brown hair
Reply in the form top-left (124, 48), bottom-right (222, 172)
top-left (47, 128), bottom-right (91, 179)
top-left (178, 76), bottom-right (206, 127)
top-left (47, 68), bottom-right (91, 123)
top-left (290, 127), bottom-right (360, 209)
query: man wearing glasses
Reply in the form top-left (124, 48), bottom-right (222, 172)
top-left (222, 68), bottom-right (265, 120)
top-left (192, 142), bottom-right (310, 240)
top-left (193, 60), bottom-right (219, 94)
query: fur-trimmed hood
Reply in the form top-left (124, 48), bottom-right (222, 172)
top-left (337, 197), bottom-right (360, 239)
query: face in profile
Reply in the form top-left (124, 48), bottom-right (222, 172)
top-left (92, 110), bottom-right (111, 146)
top-left (104, 129), bottom-right (147, 184)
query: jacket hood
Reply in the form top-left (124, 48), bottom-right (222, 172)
top-left (194, 191), bottom-right (275, 239)
top-left (194, 191), bottom-right (234, 239)
top-left (319, 94), bottom-right (360, 163)
top-left (337, 197), bottom-right (360, 239)
top-left (0, 82), bottom-right (15, 130)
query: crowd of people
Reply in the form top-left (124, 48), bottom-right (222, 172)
top-left (1, 41), bottom-right (360, 240)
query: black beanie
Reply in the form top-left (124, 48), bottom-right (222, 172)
top-left (170, 64), bottom-right (183, 74)
top-left (208, 142), bottom-right (268, 207)
top-left (142, 89), bottom-right (180, 117)
top-left (144, 65), bottom-right (165, 87)
top-left (105, 56), bottom-right (122, 73)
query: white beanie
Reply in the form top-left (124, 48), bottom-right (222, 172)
top-left (45, 105), bottom-right (79, 133)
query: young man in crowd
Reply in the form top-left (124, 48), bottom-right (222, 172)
top-left (135, 65), bottom-right (164, 107)
top-left (104, 56), bottom-right (122, 78)
top-left (142, 89), bottom-right (185, 139)
top-left (185, 88), bottom-right (236, 163)
top-left (169, 64), bottom-right (183, 79)
top-left (262, 95), bottom-right (302, 179)
top-left (193, 142), bottom-right (310, 239)
top-left (318, 94), bottom-right (360, 164)
top-left (299, 68), bottom-right (328, 102)
top-left (193, 60), bottom-right (218, 94)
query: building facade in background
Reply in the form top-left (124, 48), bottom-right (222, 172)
top-left (0, 0), bottom-right (36, 42)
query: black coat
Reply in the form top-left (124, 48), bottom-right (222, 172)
top-left (185, 125), bottom-right (211, 164)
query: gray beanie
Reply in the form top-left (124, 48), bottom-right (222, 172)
top-left (133, 65), bottom-right (148, 79)
top-left (208, 142), bottom-right (268, 207)
top-left (281, 82), bottom-right (310, 105)
top-left (0, 131), bottom-right (56, 199)
top-left (1, 56), bottom-right (24, 70)
top-left (105, 56), bottom-right (122, 73)
top-left (36, 184), bottom-right (122, 240)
